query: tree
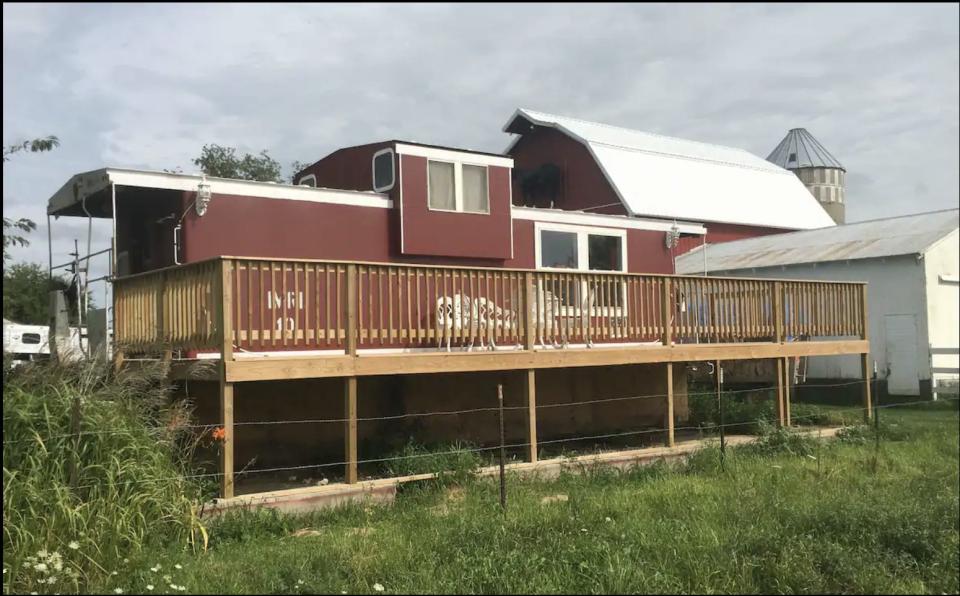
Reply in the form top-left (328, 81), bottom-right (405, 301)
top-left (2, 262), bottom-right (93, 325)
top-left (3, 135), bottom-right (60, 262)
top-left (289, 160), bottom-right (312, 184)
top-left (192, 144), bottom-right (282, 182)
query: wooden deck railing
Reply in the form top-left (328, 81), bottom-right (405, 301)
top-left (113, 257), bottom-right (867, 356)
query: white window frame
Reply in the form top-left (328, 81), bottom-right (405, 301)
top-left (372, 148), bottom-right (395, 192)
top-left (297, 173), bottom-right (317, 187)
top-left (427, 159), bottom-right (490, 215)
top-left (534, 222), bottom-right (628, 317)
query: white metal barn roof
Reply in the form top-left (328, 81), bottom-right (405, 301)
top-left (503, 108), bottom-right (836, 230)
top-left (675, 208), bottom-right (960, 273)
top-left (767, 128), bottom-right (845, 171)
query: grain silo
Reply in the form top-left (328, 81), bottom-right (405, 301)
top-left (767, 128), bottom-right (846, 224)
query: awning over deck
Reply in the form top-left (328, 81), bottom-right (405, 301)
top-left (47, 168), bottom-right (392, 218)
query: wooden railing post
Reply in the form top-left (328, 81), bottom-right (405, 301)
top-left (773, 281), bottom-right (783, 343)
top-left (346, 264), bottom-right (358, 356)
top-left (157, 270), bottom-right (172, 362)
top-left (219, 259), bottom-right (234, 362)
top-left (524, 271), bottom-right (536, 351)
top-left (661, 277), bottom-right (672, 346)
top-left (112, 280), bottom-right (125, 374)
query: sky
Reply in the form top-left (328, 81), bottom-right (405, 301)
top-left (3, 2), bottom-right (959, 282)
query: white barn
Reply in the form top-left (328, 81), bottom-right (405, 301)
top-left (676, 209), bottom-right (960, 397)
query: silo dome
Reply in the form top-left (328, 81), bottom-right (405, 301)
top-left (767, 128), bottom-right (846, 224)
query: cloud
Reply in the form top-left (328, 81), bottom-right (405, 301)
top-left (3, 2), bottom-right (958, 274)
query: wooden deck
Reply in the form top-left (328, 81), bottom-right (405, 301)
top-left (112, 256), bottom-right (873, 499)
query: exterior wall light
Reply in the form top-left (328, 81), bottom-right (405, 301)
top-left (195, 176), bottom-right (212, 216)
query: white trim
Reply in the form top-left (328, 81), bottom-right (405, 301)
top-left (513, 206), bottom-right (705, 235)
top-left (296, 174), bottom-right (317, 187)
top-left (372, 148), bottom-right (396, 192)
top-left (395, 143), bottom-right (513, 168)
top-left (48, 168), bottom-right (393, 215)
top-left (399, 154), bottom-right (405, 253)
top-left (940, 274), bottom-right (959, 284)
top-left (508, 167), bottom-right (514, 260)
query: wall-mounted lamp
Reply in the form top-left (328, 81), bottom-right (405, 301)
top-left (664, 224), bottom-right (681, 249)
top-left (195, 175), bottom-right (212, 216)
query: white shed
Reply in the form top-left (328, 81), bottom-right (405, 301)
top-left (676, 209), bottom-right (960, 397)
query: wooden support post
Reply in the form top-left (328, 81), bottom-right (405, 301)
top-left (218, 258), bottom-right (236, 499)
top-left (346, 264), bottom-right (358, 356)
top-left (861, 353), bottom-right (873, 422)
top-left (524, 272), bottom-right (536, 351)
top-left (661, 278), bottom-right (672, 346)
top-left (524, 369), bottom-right (538, 463)
top-left (219, 379), bottom-right (234, 499)
top-left (344, 376), bottom-right (358, 484)
top-left (775, 358), bottom-right (786, 427)
top-left (782, 357), bottom-right (792, 427)
top-left (859, 284), bottom-right (872, 422)
top-left (665, 362), bottom-right (675, 447)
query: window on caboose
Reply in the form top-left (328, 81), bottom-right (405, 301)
top-left (372, 148), bottom-right (395, 192)
top-left (427, 160), bottom-right (489, 214)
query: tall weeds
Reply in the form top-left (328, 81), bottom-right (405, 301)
top-left (3, 360), bottom-right (203, 593)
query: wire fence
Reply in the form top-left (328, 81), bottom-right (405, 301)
top-left (5, 372), bottom-right (956, 494)
top-left (2, 379), bottom-right (870, 444)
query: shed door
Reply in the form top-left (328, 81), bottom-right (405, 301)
top-left (884, 314), bottom-right (920, 396)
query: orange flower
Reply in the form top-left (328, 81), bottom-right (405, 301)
top-left (211, 427), bottom-right (226, 442)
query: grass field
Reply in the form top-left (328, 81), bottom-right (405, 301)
top-left (68, 403), bottom-right (957, 595)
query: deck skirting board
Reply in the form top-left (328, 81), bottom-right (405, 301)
top-left (219, 340), bottom-right (869, 382)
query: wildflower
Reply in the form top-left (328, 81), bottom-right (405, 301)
top-left (605, 517), bottom-right (612, 523)
top-left (123, 558), bottom-right (129, 564)
top-left (150, 565), bottom-right (161, 573)
top-left (580, 528), bottom-right (588, 533)
top-left (67, 541), bottom-right (80, 551)
top-left (112, 571), bottom-right (119, 576)
top-left (178, 586), bottom-right (187, 592)
top-left (373, 584), bottom-right (385, 592)
top-left (2, 568), bottom-right (5, 575)
top-left (297, 580), bottom-right (305, 585)
top-left (211, 427), bottom-right (226, 442)
top-left (146, 586), bottom-right (154, 591)
top-left (114, 589), bottom-right (124, 594)
top-left (37, 550), bottom-right (49, 560)
top-left (34, 562), bottom-right (48, 573)
top-left (23, 562), bottom-right (32, 568)
top-left (163, 574), bottom-right (172, 583)
top-left (30, 592), bottom-right (37, 595)
top-left (174, 564), bottom-right (182, 570)
top-left (47, 576), bottom-right (58, 584)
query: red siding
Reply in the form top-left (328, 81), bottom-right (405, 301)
top-left (675, 222), bottom-right (789, 256)
top-left (509, 128), bottom-right (626, 215)
top-left (627, 229), bottom-right (674, 274)
top-left (296, 141), bottom-right (395, 194)
top-left (398, 155), bottom-right (513, 260)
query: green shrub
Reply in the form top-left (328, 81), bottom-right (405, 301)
top-left (380, 439), bottom-right (482, 487)
top-left (736, 420), bottom-right (818, 457)
top-left (688, 386), bottom-right (777, 435)
top-left (3, 360), bottom-right (205, 593)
